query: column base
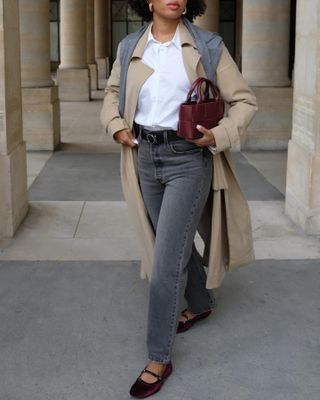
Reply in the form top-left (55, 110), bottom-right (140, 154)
top-left (285, 140), bottom-right (320, 235)
top-left (248, 78), bottom-right (292, 87)
top-left (22, 86), bottom-right (61, 151)
top-left (57, 68), bottom-right (90, 101)
top-left (241, 87), bottom-right (293, 150)
top-left (96, 57), bottom-right (107, 79)
top-left (96, 57), bottom-right (110, 89)
top-left (0, 142), bottom-right (28, 238)
top-left (89, 63), bottom-right (98, 91)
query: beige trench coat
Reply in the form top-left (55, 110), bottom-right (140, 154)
top-left (100, 19), bottom-right (258, 289)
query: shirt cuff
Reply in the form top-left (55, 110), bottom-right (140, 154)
top-left (208, 145), bottom-right (217, 155)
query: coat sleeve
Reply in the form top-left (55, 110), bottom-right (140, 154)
top-left (99, 43), bottom-right (130, 141)
top-left (211, 43), bottom-right (258, 153)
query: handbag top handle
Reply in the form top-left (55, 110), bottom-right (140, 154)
top-left (186, 77), bottom-right (221, 104)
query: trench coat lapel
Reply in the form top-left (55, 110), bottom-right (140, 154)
top-left (125, 26), bottom-right (154, 129)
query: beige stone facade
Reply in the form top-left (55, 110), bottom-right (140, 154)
top-left (241, 0), bottom-right (293, 151)
top-left (19, 0), bottom-right (61, 150)
top-left (0, 0), bottom-right (28, 238)
top-left (95, 0), bottom-right (110, 85)
top-left (87, 0), bottom-right (98, 90)
top-left (285, 0), bottom-right (320, 234)
top-left (0, 0), bottom-right (320, 237)
top-left (57, 0), bottom-right (91, 101)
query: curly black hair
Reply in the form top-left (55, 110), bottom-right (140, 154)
top-left (128, 0), bottom-right (207, 22)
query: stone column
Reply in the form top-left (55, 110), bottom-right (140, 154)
top-left (194, 0), bottom-right (219, 32)
top-left (95, 0), bottom-right (109, 84)
top-left (241, 0), bottom-right (293, 151)
top-left (19, 0), bottom-right (61, 150)
top-left (285, 0), bottom-right (320, 234)
top-left (87, 0), bottom-right (98, 90)
top-left (242, 0), bottom-right (291, 87)
top-left (0, 0), bottom-right (28, 238)
top-left (57, 0), bottom-right (90, 101)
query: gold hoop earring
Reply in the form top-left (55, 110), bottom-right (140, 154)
top-left (182, 7), bottom-right (187, 15)
top-left (149, 2), bottom-right (153, 12)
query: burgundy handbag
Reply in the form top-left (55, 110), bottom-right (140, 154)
top-left (177, 77), bottom-right (225, 140)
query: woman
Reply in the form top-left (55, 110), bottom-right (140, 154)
top-left (100, 0), bottom-right (258, 398)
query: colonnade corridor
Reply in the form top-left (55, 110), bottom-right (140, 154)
top-left (0, 0), bottom-right (319, 398)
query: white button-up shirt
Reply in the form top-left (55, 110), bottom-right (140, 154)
top-left (134, 24), bottom-right (191, 131)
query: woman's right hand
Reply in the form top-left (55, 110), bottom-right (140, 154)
top-left (114, 128), bottom-right (138, 148)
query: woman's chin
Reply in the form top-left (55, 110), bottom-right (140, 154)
top-left (156, 11), bottom-right (183, 20)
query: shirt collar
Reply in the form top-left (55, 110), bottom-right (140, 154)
top-left (131, 18), bottom-right (197, 60)
top-left (145, 23), bottom-right (181, 49)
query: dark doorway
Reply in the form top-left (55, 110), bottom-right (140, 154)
top-left (50, 0), bottom-right (60, 71)
top-left (219, 0), bottom-right (237, 59)
top-left (289, 0), bottom-right (296, 80)
top-left (111, 0), bottom-right (143, 60)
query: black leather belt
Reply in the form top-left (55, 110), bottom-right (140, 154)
top-left (139, 126), bottom-right (182, 145)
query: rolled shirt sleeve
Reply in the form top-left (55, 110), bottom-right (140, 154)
top-left (211, 43), bottom-right (258, 153)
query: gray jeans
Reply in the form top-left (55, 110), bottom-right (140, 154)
top-left (136, 130), bottom-right (216, 364)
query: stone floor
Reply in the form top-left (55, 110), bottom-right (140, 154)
top-left (0, 87), bottom-right (319, 400)
top-left (1, 259), bottom-right (319, 400)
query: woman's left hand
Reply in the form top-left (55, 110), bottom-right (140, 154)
top-left (187, 125), bottom-right (216, 147)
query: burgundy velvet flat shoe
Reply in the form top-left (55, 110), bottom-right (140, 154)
top-left (129, 361), bottom-right (173, 399)
top-left (176, 308), bottom-right (213, 334)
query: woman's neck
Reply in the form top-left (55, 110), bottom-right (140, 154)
top-left (151, 16), bottom-right (180, 43)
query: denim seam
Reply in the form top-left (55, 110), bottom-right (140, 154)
top-left (195, 154), bottom-right (216, 313)
top-left (169, 143), bottom-right (203, 155)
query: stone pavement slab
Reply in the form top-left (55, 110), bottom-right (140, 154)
top-left (0, 259), bottom-right (319, 400)
top-left (233, 152), bottom-right (284, 201)
top-left (28, 152), bottom-right (124, 201)
top-left (243, 151), bottom-right (287, 195)
top-left (28, 151), bottom-right (283, 202)
top-left (59, 88), bottom-right (119, 154)
top-left (249, 201), bottom-right (320, 259)
top-left (1, 201), bottom-right (319, 261)
top-left (26, 151), bottom-right (53, 189)
top-left (16, 201), bottom-right (84, 238)
top-left (0, 201), bottom-right (140, 261)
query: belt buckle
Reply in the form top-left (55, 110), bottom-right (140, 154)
top-left (146, 132), bottom-right (157, 144)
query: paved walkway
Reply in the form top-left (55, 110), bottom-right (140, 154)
top-left (0, 88), bottom-right (319, 400)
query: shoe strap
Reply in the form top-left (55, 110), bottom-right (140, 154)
top-left (142, 368), bottom-right (162, 381)
top-left (181, 311), bottom-right (190, 322)
top-left (180, 308), bottom-right (211, 323)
